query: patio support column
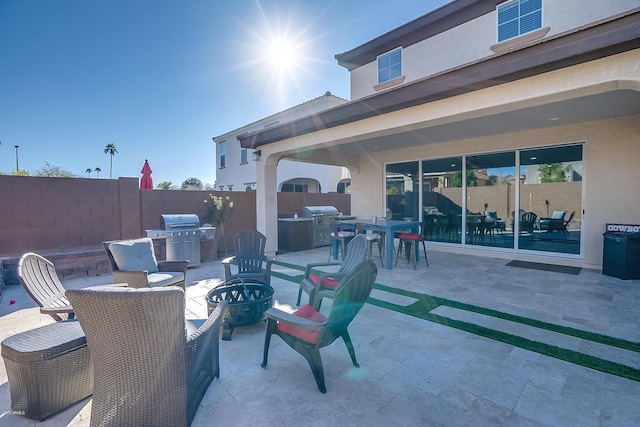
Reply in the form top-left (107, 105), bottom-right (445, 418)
top-left (256, 154), bottom-right (278, 257)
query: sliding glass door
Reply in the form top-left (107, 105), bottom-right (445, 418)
top-left (466, 152), bottom-right (515, 248)
top-left (385, 143), bottom-right (583, 256)
top-left (386, 162), bottom-right (419, 221)
top-left (421, 157), bottom-right (462, 243)
top-left (518, 144), bottom-right (582, 254)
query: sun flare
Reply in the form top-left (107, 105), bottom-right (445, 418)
top-left (265, 37), bottom-right (297, 72)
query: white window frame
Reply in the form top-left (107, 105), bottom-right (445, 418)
top-left (219, 142), bottom-right (226, 168)
top-left (497, 0), bottom-right (543, 43)
top-left (377, 47), bottom-right (402, 84)
top-left (240, 148), bottom-right (247, 164)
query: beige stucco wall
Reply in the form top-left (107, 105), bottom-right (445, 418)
top-left (256, 50), bottom-right (640, 265)
top-left (350, 0), bottom-right (639, 100)
top-left (352, 114), bottom-right (640, 268)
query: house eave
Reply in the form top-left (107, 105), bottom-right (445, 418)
top-left (239, 10), bottom-right (640, 149)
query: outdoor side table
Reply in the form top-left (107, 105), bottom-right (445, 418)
top-left (1, 320), bottom-right (93, 421)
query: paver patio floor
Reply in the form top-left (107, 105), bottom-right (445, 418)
top-left (0, 247), bottom-right (638, 426)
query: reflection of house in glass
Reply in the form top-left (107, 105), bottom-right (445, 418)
top-left (385, 145), bottom-right (584, 254)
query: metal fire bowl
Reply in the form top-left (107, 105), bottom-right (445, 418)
top-left (206, 278), bottom-right (274, 340)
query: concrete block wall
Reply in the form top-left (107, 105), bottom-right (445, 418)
top-left (0, 175), bottom-right (351, 286)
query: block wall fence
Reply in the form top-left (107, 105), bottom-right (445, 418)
top-left (0, 175), bottom-right (350, 287)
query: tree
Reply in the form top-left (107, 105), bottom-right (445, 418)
top-left (204, 195), bottom-right (234, 255)
top-left (538, 163), bottom-right (570, 183)
top-left (86, 168), bottom-right (93, 177)
top-left (103, 143), bottom-right (118, 179)
top-left (36, 162), bottom-right (76, 177)
top-left (156, 181), bottom-right (176, 190)
top-left (181, 177), bottom-right (203, 190)
top-left (10, 169), bottom-right (30, 176)
top-left (452, 170), bottom-right (477, 187)
top-left (95, 167), bottom-right (101, 178)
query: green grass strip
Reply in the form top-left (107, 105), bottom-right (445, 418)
top-left (271, 260), bottom-right (640, 381)
top-left (368, 296), bottom-right (640, 382)
top-left (373, 283), bottom-right (640, 353)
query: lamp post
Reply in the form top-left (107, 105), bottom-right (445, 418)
top-left (14, 145), bottom-right (19, 171)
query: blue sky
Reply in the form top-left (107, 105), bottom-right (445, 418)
top-left (0, 0), bottom-right (449, 187)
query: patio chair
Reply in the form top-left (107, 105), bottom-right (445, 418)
top-left (540, 210), bottom-right (567, 232)
top-left (556, 211), bottom-right (575, 235)
top-left (519, 211), bottom-right (538, 235)
top-left (262, 260), bottom-right (377, 393)
top-left (66, 286), bottom-right (227, 427)
top-left (103, 238), bottom-right (189, 289)
top-left (485, 211), bottom-right (505, 232)
top-left (296, 234), bottom-right (367, 309)
top-left (17, 253), bottom-right (74, 321)
top-left (222, 229), bottom-right (273, 286)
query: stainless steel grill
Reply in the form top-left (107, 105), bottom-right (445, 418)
top-left (145, 214), bottom-right (215, 267)
top-left (300, 206), bottom-right (340, 247)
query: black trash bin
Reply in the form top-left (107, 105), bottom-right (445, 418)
top-left (602, 231), bottom-right (640, 280)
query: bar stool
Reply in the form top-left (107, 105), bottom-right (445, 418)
top-left (328, 226), bottom-right (356, 261)
top-left (363, 229), bottom-right (384, 267)
top-left (395, 220), bottom-right (429, 270)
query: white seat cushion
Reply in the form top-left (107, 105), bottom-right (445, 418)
top-left (147, 272), bottom-right (184, 287)
top-left (109, 238), bottom-right (159, 273)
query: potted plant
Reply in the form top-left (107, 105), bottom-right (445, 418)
top-left (204, 195), bottom-right (234, 256)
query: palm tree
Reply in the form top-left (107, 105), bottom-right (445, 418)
top-left (103, 143), bottom-right (118, 179)
top-left (86, 168), bottom-right (93, 177)
top-left (156, 181), bottom-right (175, 190)
top-left (95, 167), bottom-right (101, 178)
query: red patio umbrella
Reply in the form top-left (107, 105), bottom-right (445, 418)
top-left (140, 159), bottom-right (153, 189)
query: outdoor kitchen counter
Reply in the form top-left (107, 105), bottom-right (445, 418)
top-left (278, 218), bottom-right (314, 253)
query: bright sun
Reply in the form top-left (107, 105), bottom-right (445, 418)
top-left (261, 34), bottom-right (304, 77)
top-left (265, 37), bottom-right (296, 71)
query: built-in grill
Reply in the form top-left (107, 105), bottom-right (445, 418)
top-left (300, 206), bottom-right (341, 247)
top-left (146, 214), bottom-right (215, 267)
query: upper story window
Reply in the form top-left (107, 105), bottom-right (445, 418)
top-left (497, 0), bottom-right (542, 43)
top-left (240, 148), bottom-right (247, 163)
top-left (377, 48), bottom-right (402, 84)
top-left (219, 142), bottom-right (226, 168)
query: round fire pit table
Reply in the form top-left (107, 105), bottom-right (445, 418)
top-left (206, 278), bottom-right (274, 340)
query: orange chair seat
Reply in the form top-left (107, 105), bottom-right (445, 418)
top-left (277, 304), bottom-right (327, 344)
top-left (399, 233), bottom-right (421, 240)
top-left (308, 274), bottom-right (340, 290)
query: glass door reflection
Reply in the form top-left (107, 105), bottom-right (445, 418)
top-left (465, 152), bottom-right (515, 248)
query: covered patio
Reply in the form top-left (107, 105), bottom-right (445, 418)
top-left (242, 11), bottom-right (640, 272)
top-left (1, 248), bottom-right (638, 425)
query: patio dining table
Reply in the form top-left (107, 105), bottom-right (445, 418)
top-left (336, 219), bottom-right (420, 270)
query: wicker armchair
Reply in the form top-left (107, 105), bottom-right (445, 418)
top-left (262, 260), bottom-right (377, 393)
top-left (17, 253), bottom-right (75, 321)
top-left (296, 234), bottom-right (368, 309)
top-left (66, 286), bottom-right (226, 427)
top-left (103, 238), bottom-right (189, 289)
top-left (222, 229), bottom-right (273, 285)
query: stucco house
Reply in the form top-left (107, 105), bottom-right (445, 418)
top-left (213, 92), bottom-right (351, 193)
top-left (238, 0), bottom-right (640, 270)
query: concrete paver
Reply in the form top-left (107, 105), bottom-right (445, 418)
top-left (0, 247), bottom-right (638, 426)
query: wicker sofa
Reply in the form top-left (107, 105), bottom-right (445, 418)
top-left (66, 286), bottom-right (226, 426)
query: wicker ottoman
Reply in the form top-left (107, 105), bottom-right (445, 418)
top-left (1, 320), bottom-right (93, 421)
